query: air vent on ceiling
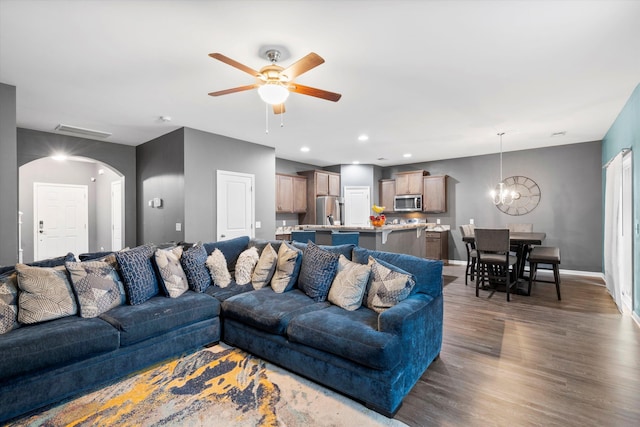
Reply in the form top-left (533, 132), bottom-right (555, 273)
top-left (55, 124), bottom-right (112, 139)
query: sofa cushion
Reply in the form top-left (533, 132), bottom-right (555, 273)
top-left (78, 250), bottom-right (114, 262)
top-left (155, 246), bottom-right (189, 298)
top-left (287, 305), bottom-right (401, 371)
top-left (328, 255), bottom-right (371, 311)
top-left (181, 242), bottom-right (211, 293)
top-left (206, 249), bottom-right (232, 288)
top-left (248, 239), bottom-right (283, 256)
top-left (298, 242), bottom-right (340, 302)
top-left (205, 280), bottom-right (255, 302)
top-left (0, 272), bottom-right (19, 334)
top-left (234, 247), bottom-right (259, 285)
top-left (222, 288), bottom-right (329, 335)
top-left (251, 243), bottom-right (277, 289)
top-left (271, 241), bottom-right (302, 293)
top-left (98, 291), bottom-right (220, 347)
top-left (352, 247), bottom-right (443, 297)
top-left (116, 244), bottom-right (159, 305)
top-left (203, 235), bottom-right (251, 273)
top-left (0, 252), bottom-right (76, 276)
top-left (365, 256), bottom-right (415, 313)
top-left (65, 260), bottom-right (126, 318)
top-left (16, 264), bottom-right (78, 324)
top-left (0, 315), bottom-right (119, 381)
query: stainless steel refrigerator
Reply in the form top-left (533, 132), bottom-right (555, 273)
top-left (316, 196), bottom-right (343, 225)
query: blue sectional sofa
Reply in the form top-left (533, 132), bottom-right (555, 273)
top-left (0, 237), bottom-right (443, 422)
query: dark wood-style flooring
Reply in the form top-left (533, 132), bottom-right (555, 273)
top-left (395, 264), bottom-right (640, 427)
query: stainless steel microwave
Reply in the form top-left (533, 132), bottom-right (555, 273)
top-left (394, 194), bottom-right (422, 212)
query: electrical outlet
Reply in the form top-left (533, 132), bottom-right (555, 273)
top-left (436, 219), bottom-right (441, 225)
top-left (282, 220), bottom-right (286, 226)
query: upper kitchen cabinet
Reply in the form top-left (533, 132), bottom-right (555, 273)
top-left (395, 170), bottom-right (427, 195)
top-left (379, 179), bottom-right (396, 212)
top-left (276, 173), bottom-right (307, 213)
top-left (423, 175), bottom-right (447, 213)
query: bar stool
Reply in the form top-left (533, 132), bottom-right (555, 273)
top-left (291, 230), bottom-right (316, 244)
top-left (331, 231), bottom-right (359, 246)
top-left (527, 246), bottom-right (561, 300)
top-left (459, 225), bottom-right (477, 286)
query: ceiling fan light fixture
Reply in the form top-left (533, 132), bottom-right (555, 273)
top-left (258, 83), bottom-right (290, 105)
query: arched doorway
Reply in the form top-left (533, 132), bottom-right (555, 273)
top-left (19, 156), bottom-right (125, 263)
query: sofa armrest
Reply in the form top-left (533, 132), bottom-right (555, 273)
top-left (377, 293), bottom-right (433, 334)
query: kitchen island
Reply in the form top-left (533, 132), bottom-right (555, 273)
top-left (298, 223), bottom-right (430, 258)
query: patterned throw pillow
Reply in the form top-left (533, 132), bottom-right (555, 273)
top-left (251, 243), bottom-right (277, 289)
top-left (365, 256), bottom-right (415, 313)
top-left (65, 260), bottom-right (126, 318)
top-left (234, 247), bottom-right (259, 285)
top-left (298, 241), bottom-right (340, 302)
top-left (155, 247), bottom-right (189, 298)
top-left (328, 255), bottom-right (371, 311)
top-left (181, 243), bottom-right (212, 293)
top-left (15, 264), bottom-right (77, 324)
top-left (271, 241), bottom-right (302, 293)
top-left (206, 249), bottom-right (232, 288)
top-left (0, 272), bottom-right (20, 334)
top-left (115, 244), bottom-right (159, 305)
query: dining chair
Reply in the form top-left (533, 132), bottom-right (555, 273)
top-left (474, 228), bottom-right (519, 301)
top-left (459, 224), bottom-right (477, 286)
top-left (507, 223), bottom-right (533, 232)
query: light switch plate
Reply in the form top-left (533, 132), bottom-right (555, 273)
top-left (176, 223), bottom-right (181, 231)
top-left (470, 218), bottom-right (474, 225)
top-left (255, 221), bottom-right (261, 229)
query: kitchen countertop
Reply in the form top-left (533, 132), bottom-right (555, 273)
top-left (297, 223), bottom-right (450, 232)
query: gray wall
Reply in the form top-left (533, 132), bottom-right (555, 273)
top-left (136, 129), bottom-right (185, 245)
top-left (17, 128), bottom-right (136, 249)
top-left (19, 158), bottom-right (102, 262)
top-left (385, 141), bottom-right (603, 272)
top-left (183, 128), bottom-right (276, 242)
top-left (0, 83), bottom-right (18, 265)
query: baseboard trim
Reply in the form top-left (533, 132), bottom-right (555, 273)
top-left (632, 311), bottom-right (640, 329)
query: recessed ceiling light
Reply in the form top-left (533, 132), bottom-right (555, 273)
top-left (358, 134), bottom-right (369, 142)
top-left (300, 147), bottom-right (310, 152)
top-left (403, 153), bottom-right (412, 158)
top-left (352, 161), bottom-right (360, 165)
top-left (51, 153), bottom-right (68, 161)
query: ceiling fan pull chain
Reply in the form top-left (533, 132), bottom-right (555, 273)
top-left (265, 103), bottom-right (269, 134)
top-left (280, 105), bottom-right (284, 127)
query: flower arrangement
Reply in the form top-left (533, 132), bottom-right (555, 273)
top-left (369, 205), bottom-right (386, 227)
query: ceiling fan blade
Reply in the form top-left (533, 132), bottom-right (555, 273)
top-left (209, 53), bottom-right (260, 77)
top-left (273, 104), bottom-right (286, 115)
top-left (280, 52), bottom-right (324, 80)
top-left (289, 83), bottom-right (342, 102)
top-left (208, 84), bottom-right (258, 97)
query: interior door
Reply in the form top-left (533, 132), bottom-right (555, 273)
top-left (34, 183), bottom-right (88, 261)
top-left (111, 179), bottom-right (123, 251)
top-left (344, 186), bottom-right (370, 226)
top-left (621, 152), bottom-right (633, 312)
top-left (216, 170), bottom-right (254, 241)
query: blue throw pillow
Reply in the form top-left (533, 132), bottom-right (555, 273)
top-left (298, 242), bottom-right (340, 302)
top-left (115, 245), bottom-right (159, 305)
top-left (181, 243), bottom-right (212, 293)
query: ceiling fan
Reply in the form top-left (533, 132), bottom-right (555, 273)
top-left (208, 49), bottom-right (342, 114)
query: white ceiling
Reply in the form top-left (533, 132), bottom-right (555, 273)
top-left (1, 0), bottom-right (639, 167)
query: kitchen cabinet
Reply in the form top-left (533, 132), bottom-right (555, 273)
top-left (379, 179), bottom-right (396, 212)
top-left (425, 230), bottom-right (448, 263)
top-left (297, 170), bottom-right (341, 224)
top-left (423, 175), bottom-right (447, 213)
top-left (395, 170), bottom-right (427, 195)
top-left (276, 173), bottom-right (307, 213)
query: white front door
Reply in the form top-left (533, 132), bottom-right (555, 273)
top-left (111, 179), bottom-right (123, 251)
top-left (344, 186), bottom-right (370, 226)
top-left (34, 183), bottom-right (88, 261)
top-left (216, 170), bottom-right (254, 241)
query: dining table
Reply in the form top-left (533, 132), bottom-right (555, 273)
top-left (463, 231), bottom-right (546, 295)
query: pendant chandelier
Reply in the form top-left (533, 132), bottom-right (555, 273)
top-left (490, 132), bottom-right (517, 206)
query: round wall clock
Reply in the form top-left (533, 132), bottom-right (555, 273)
top-left (495, 175), bottom-right (541, 216)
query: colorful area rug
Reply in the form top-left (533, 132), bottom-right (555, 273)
top-left (10, 344), bottom-right (406, 427)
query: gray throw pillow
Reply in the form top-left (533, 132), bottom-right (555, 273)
top-left (365, 256), bottom-right (415, 313)
top-left (16, 264), bottom-right (78, 324)
top-left (66, 260), bottom-right (126, 318)
top-left (251, 243), bottom-right (278, 289)
top-left (0, 272), bottom-right (20, 334)
top-left (206, 249), bottom-right (232, 288)
top-left (155, 247), bottom-right (189, 298)
top-left (328, 255), bottom-right (371, 311)
top-left (234, 247), bottom-right (260, 285)
top-left (298, 241), bottom-right (340, 302)
top-left (271, 241), bottom-right (302, 293)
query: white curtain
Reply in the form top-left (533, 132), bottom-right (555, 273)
top-left (604, 153), bottom-right (623, 312)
